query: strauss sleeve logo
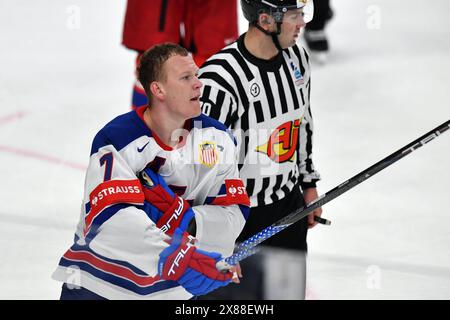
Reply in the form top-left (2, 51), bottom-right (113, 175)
top-left (228, 186), bottom-right (237, 196)
top-left (228, 184), bottom-right (247, 197)
top-left (214, 179), bottom-right (250, 207)
top-left (226, 180), bottom-right (247, 197)
top-left (256, 119), bottom-right (301, 163)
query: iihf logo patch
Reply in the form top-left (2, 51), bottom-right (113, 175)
top-left (199, 141), bottom-right (218, 168)
top-left (290, 61), bottom-right (304, 86)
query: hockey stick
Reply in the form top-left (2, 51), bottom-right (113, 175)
top-left (217, 119), bottom-right (450, 271)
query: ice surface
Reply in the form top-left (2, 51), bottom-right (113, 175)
top-left (0, 0), bottom-right (448, 299)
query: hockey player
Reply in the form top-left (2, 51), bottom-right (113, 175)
top-left (122, 0), bottom-right (239, 109)
top-left (52, 43), bottom-right (249, 300)
top-left (198, 0), bottom-right (322, 299)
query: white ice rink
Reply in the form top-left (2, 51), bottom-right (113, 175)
top-left (0, 0), bottom-right (449, 299)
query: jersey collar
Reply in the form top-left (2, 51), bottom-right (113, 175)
top-left (135, 106), bottom-right (191, 151)
top-left (238, 33), bottom-right (284, 72)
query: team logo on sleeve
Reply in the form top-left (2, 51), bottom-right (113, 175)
top-left (212, 179), bottom-right (250, 207)
top-left (84, 179), bottom-right (145, 235)
top-left (256, 119), bottom-right (301, 163)
top-left (199, 141), bottom-right (218, 167)
top-left (225, 179), bottom-right (250, 206)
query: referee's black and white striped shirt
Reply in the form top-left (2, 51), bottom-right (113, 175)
top-left (199, 33), bottom-right (321, 207)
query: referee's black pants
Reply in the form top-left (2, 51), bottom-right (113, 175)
top-left (199, 184), bottom-right (308, 300)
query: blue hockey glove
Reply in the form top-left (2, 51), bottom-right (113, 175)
top-left (158, 228), bottom-right (233, 296)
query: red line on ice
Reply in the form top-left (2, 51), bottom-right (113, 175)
top-left (0, 145), bottom-right (87, 171)
top-left (0, 111), bottom-right (26, 126)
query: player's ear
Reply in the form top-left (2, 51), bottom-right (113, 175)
top-left (258, 13), bottom-right (273, 30)
top-left (150, 81), bottom-right (165, 100)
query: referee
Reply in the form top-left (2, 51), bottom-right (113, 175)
top-left (199, 0), bottom-right (323, 299)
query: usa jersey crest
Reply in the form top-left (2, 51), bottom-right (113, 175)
top-left (199, 141), bottom-right (218, 167)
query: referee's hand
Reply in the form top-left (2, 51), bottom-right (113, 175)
top-left (303, 188), bottom-right (323, 229)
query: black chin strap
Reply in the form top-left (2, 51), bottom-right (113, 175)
top-left (272, 22), bottom-right (283, 51)
top-left (254, 22), bottom-right (283, 52)
top-left (254, 23), bottom-right (271, 36)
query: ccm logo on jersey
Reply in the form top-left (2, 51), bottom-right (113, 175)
top-left (85, 179), bottom-right (145, 234)
top-left (159, 197), bottom-right (185, 234)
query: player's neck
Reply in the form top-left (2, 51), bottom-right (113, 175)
top-left (144, 107), bottom-right (185, 148)
top-left (244, 27), bottom-right (279, 60)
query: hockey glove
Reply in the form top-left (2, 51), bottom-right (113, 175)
top-left (158, 228), bottom-right (233, 296)
top-left (139, 168), bottom-right (194, 236)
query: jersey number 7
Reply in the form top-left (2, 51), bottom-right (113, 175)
top-left (100, 152), bottom-right (113, 182)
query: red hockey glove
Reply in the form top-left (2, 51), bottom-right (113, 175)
top-left (158, 228), bottom-right (233, 296)
top-left (139, 168), bottom-right (194, 236)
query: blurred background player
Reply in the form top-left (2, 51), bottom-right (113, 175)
top-left (198, 0), bottom-right (323, 299)
top-left (122, 0), bottom-right (239, 109)
top-left (304, 0), bottom-right (333, 61)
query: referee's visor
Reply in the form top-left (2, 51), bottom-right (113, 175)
top-left (266, 0), bottom-right (315, 24)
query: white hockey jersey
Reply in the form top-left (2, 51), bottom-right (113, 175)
top-left (52, 106), bottom-right (249, 300)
